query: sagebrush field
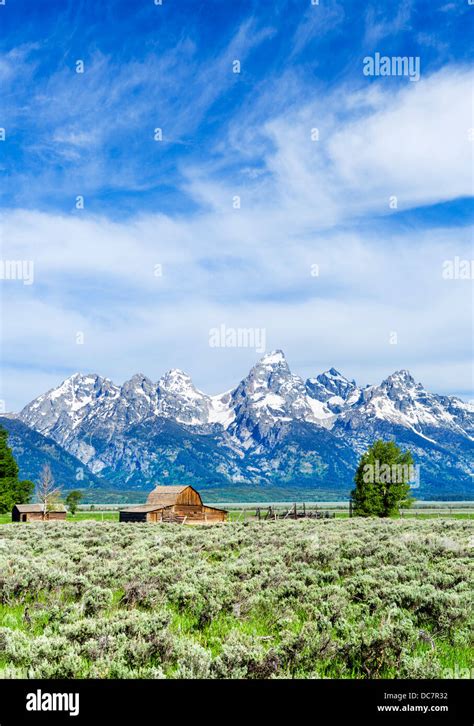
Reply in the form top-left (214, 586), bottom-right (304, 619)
top-left (0, 519), bottom-right (472, 679)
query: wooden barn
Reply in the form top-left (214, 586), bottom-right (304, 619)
top-left (12, 503), bottom-right (67, 522)
top-left (119, 485), bottom-right (227, 524)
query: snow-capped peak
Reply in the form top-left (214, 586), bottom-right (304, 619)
top-left (157, 368), bottom-right (208, 398)
top-left (340, 369), bottom-right (465, 434)
top-left (158, 369), bottom-right (198, 396)
top-left (122, 373), bottom-right (154, 390)
top-left (258, 349), bottom-right (288, 367)
top-left (16, 352), bottom-right (473, 464)
top-left (381, 369), bottom-right (417, 389)
top-left (33, 372), bottom-right (112, 407)
top-left (224, 350), bottom-right (333, 445)
top-left (19, 373), bottom-right (120, 439)
top-left (306, 367), bottom-right (359, 413)
top-left (50, 372), bottom-right (104, 396)
top-left (325, 367), bottom-right (346, 380)
top-left (156, 369), bottom-right (212, 424)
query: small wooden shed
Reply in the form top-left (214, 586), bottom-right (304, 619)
top-left (12, 503), bottom-right (67, 522)
top-left (120, 485), bottom-right (227, 524)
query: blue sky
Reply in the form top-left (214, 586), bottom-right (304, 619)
top-left (0, 0), bottom-right (473, 409)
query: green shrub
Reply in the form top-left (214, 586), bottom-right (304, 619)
top-left (0, 519), bottom-right (471, 679)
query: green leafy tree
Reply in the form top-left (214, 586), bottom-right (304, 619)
top-left (351, 440), bottom-right (415, 517)
top-left (0, 426), bottom-right (35, 513)
top-left (65, 490), bottom-right (83, 515)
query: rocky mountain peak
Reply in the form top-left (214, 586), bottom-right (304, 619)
top-left (381, 369), bottom-right (418, 389)
top-left (306, 368), bottom-right (358, 412)
top-left (242, 350), bottom-right (292, 390)
top-left (15, 353), bottom-right (472, 488)
top-left (121, 373), bottom-right (154, 391)
top-left (225, 351), bottom-right (333, 444)
top-left (258, 350), bottom-right (289, 368)
top-left (155, 369), bottom-right (210, 425)
top-left (158, 369), bottom-right (197, 396)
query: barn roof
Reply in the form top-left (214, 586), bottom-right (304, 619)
top-left (147, 485), bottom-right (199, 507)
top-left (13, 503), bottom-right (66, 512)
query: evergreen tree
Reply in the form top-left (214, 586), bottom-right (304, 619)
top-left (0, 425), bottom-right (19, 479)
top-left (351, 440), bottom-right (414, 517)
top-left (0, 426), bottom-right (35, 513)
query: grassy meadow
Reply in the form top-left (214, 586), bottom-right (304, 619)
top-left (1, 507), bottom-right (472, 526)
top-left (0, 518), bottom-right (472, 679)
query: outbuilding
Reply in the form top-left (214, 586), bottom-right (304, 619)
top-left (12, 504), bottom-right (67, 522)
top-left (119, 485), bottom-right (227, 524)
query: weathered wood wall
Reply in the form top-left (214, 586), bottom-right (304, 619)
top-left (202, 505), bottom-right (227, 522)
top-left (172, 504), bottom-right (227, 521)
top-left (13, 511), bottom-right (67, 522)
top-left (28, 512), bottom-right (44, 521)
top-left (148, 510), bottom-right (161, 522)
top-left (120, 499), bottom-right (227, 523)
top-left (175, 488), bottom-right (202, 506)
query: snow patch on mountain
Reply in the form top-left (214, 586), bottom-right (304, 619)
top-left (208, 392), bottom-right (235, 428)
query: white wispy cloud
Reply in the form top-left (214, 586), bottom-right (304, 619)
top-left (1, 18), bottom-right (274, 204)
top-left (1, 64), bottom-right (472, 409)
top-left (364, 1), bottom-right (414, 43)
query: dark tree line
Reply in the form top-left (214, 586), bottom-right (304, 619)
top-left (0, 425), bottom-right (34, 513)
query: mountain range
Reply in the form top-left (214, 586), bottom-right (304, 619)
top-left (3, 350), bottom-right (473, 501)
